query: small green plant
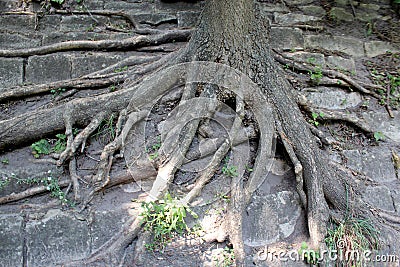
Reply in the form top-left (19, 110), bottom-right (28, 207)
top-left (1, 158), bottom-right (9, 164)
top-left (31, 139), bottom-right (51, 158)
top-left (147, 136), bottom-right (161, 161)
top-left (94, 114), bottom-right (117, 142)
top-left (3, 170), bottom-right (73, 205)
top-left (50, 0), bottom-right (64, 4)
top-left (308, 66), bottom-right (323, 84)
top-left (325, 217), bottom-right (379, 267)
top-left (373, 131), bottom-right (385, 142)
top-left (53, 133), bottom-right (67, 153)
top-left (299, 242), bottom-right (320, 265)
top-left (308, 112), bottom-right (325, 127)
top-left (50, 87), bottom-right (66, 96)
top-left (215, 192), bottom-right (231, 203)
top-left (214, 247), bottom-right (235, 267)
top-left (140, 192), bottom-right (198, 250)
top-left (222, 165), bottom-right (238, 177)
top-left (0, 178), bottom-right (10, 190)
top-left (109, 85), bottom-right (116, 92)
top-left (114, 66), bottom-right (128, 73)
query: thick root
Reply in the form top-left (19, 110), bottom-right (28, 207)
top-left (0, 30), bottom-right (191, 57)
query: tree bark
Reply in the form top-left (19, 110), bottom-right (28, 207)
top-left (182, 0), bottom-right (330, 261)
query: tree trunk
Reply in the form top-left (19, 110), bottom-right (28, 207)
top-left (183, 0), bottom-right (330, 261)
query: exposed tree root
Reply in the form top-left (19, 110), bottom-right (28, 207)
top-left (297, 94), bottom-right (375, 135)
top-left (83, 55), bottom-right (161, 79)
top-left (0, 74), bottom-right (126, 102)
top-left (273, 50), bottom-right (382, 99)
top-left (0, 29), bottom-right (191, 57)
top-left (58, 111), bottom-right (107, 165)
top-left (68, 158), bottom-right (81, 202)
top-left (276, 120), bottom-right (307, 208)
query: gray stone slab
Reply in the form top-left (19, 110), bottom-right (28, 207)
top-left (362, 111), bottom-right (400, 142)
top-left (70, 53), bottom-right (124, 78)
top-left (60, 15), bottom-right (113, 32)
top-left (392, 189), bottom-right (400, 216)
top-left (0, 58), bottom-right (24, 89)
top-left (155, 0), bottom-right (204, 13)
top-left (283, 51), bottom-right (325, 66)
top-left (26, 209), bottom-right (90, 266)
top-left (274, 12), bottom-right (322, 25)
top-left (177, 11), bottom-right (200, 28)
top-left (259, 3), bottom-right (290, 13)
top-left (91, 210), bottom-right (130, 251)
top-left (304, 87), bottom-right (362, 110)
top-left (270, 27), bottom-right (304, 50)
top-left (104, 1), bottom-right (154, 12)
top-left (0, 33), bottom-right (41, 49)
top-left (132, 12), bottom-right (177, 26)
top-left (0, 0), bottom-right (19, 12)
top-left (284, 0), bottom-right (315, 5)
top-left (298, 5), bottom-right (326, 16)
top-left (0, 215), bottom-right (24, 267)
top-left (42, 32), bottom-right (132, 45)
top-left (355, 11), bottom-right (382, 22)
top-left (304, 35), bottom-right (365, 57)
top-left (0, 15), bottom-right (36, 32)
top-left (365, 41), bottom-right (400, 57)
top-left (326, 56), bottom-right (356, 72)
top-left (329, 7), bottom-right (354, 22)
top-left (37, 15), bottom-right (61, 32)
top-left (25, 54), bottom-right (71, 84)
top-left (363, 186), bottom-right (395, 212)
top-left (243, 191), bottom-right (301, 246)
top-left (343, 148), bottom-right (397, 183)
top-left (81, 0), bottom-right (104, 10)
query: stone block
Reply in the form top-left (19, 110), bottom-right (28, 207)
top-left (283, 51), bottom-right (325, 66)
top-left (355, 11), bottom-right (382, 22)
top-left (343, 148), bottom-right (397, 183)
top-left (155, 0), bottom-right (204, 13)
top-left (26, 209), bottom-right (90, 266)
top-left (81, 0), bottom-right (104, 9)
top-left (284, 0), bottom-right (314, 5)
top-left (0, 58), bottom-right (24, 89)
top-left (37, 15), bottom-right (61, 32)
top-left (0, 0), bottom-right (19, 12)
top-left (326, 56), bottom-right (356, 72)
top-left (274, 12), bottom-right (322, 25)
top-left (42, 32), bottom-right (132, 44)
top-left (0, 215), bottom-right (24, 267)
top-left (365, 41), bottom-right (400, 57)
top-left (90, 210), bottom-right (129, 251)
top-left (25, 54), bottom-right (71, 84)
top-left (60, 15), bottom-right (110, 32)
top-left (177, 11), bottom-right (200, 28)
top-left (104, 1), bottom-right (154, 12)
top-left (70, 53), bottom-right (124, 78)
top-left (362, 111), bottom-right (400, 142)
top-left (243, 191), bottom-right (301, 246)
top-left (259, 3), bottom-right (290, 13)
top-left (363, 186), bottom-right (395, 212)
top-left (299, 5), bottom-right (326, 16)
top-left (0, 15), bottom-right (36, 32)
top-left (0, 33), bottom-right (41, 49)
top-left (304, 35), bottom-right (364, 57)
top-left (305, 87), bottom-right (362, 110)
top-left (328, 7), bottom-right (354, 22)
top-left (132, 12), bottom-right (177, 26)
top-left (270, 27), bottom-right (304, 50)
